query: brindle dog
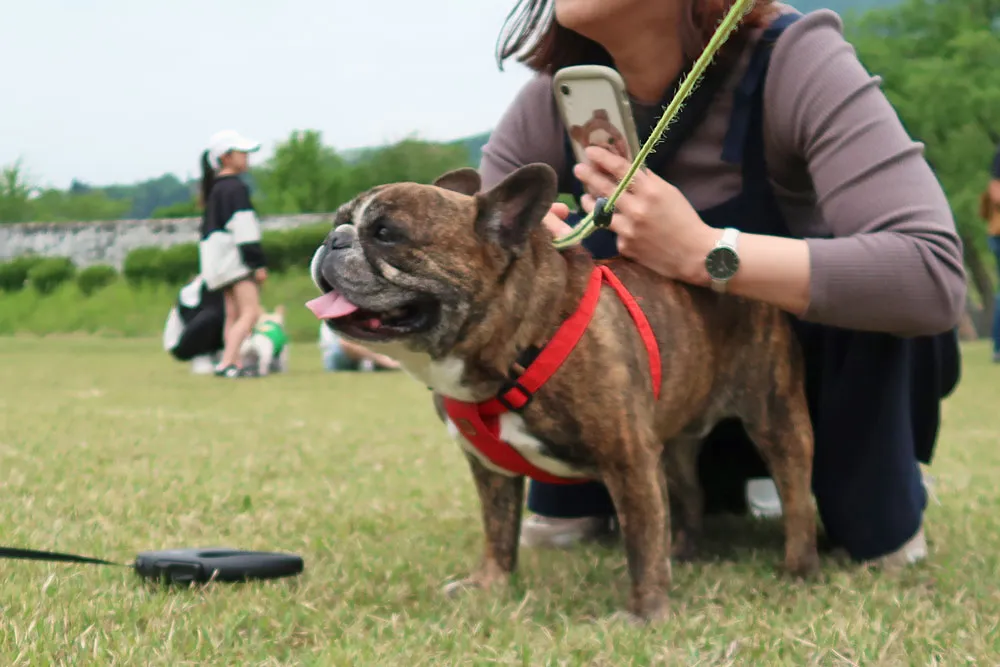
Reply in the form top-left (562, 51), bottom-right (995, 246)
top-left (306, 163), bottom-right (820, 623)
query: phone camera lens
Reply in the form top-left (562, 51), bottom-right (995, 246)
top-left (560, 84), bottom-right (571, 96)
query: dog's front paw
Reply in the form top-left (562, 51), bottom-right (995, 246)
top-left (619, 591), bottom-right (670, 626)
top-left (604, 610), bottom-right (647, 627)
top-left (606, 602), bottom-right (670, 627)
top-left (783, 549), bottom-right (821, 581)
top-left (442, 577), bottom-right (483, 599)
top-left (442, 571), bottom-right (509, 599)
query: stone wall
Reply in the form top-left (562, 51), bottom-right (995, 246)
top-left (0, 213), bottom-right (332, 270)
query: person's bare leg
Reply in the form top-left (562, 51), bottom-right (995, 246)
top-left (215, 288), bottom-right (239, 372)
top-left (222, 289), bottom-right (237, 351)
top-left (218, 279), bottom-right (260, 369)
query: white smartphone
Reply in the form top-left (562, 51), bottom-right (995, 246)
top-left (552, 65), bottom-right (642, 166)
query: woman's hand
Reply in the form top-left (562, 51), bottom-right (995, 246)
top-left (571, 146), bottom-right (719, 283)
top-left (539, 145), bottom-right (812, 316)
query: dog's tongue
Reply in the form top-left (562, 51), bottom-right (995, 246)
top-left (306, 291), bottom-right (359, 320)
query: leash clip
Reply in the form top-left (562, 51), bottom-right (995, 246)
top-left (592, 197), bottom-right (614, 229)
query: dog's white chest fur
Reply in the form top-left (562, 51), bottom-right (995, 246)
top-left (446, 413), bottom-right (588, 480)
top-left (365, 342), bottom-right (587, 479)
top-left (368, 343), bottom-right (478, 401)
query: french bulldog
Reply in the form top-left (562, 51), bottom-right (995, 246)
top-left (240, 306), bottom-right (290, 376)
top-left (305, 164), bottom-right (819, 623)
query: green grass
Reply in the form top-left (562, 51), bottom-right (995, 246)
top-left (0, 270), bottom-right (324, 343)
top-left (0, 337), bottom-right (998, 665)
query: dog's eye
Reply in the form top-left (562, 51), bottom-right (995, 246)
top-left (371, 220), bottom-right (404, 244)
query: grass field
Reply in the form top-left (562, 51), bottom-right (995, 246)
top-left (1, 337), bottom-right (998, 665)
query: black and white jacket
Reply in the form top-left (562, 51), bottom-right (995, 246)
top-left (198, 175), bottom-right (266, 290)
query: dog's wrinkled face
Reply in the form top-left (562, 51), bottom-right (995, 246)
top-left (306, 164), bottom-right (558, 356)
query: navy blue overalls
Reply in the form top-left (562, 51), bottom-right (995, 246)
top-left (528, 12), bottom-right (962, 561)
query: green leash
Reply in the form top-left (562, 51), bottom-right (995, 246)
top-left (551, 0), bottom-right (757, 249)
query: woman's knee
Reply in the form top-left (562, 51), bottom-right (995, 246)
top-left (812, 467), bottom-right (926, 561)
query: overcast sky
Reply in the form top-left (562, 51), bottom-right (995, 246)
top-left (1, 0), bottom-right (535, 189)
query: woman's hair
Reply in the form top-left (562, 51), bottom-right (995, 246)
top-left (496, 0), bottom-right (777, 73)
top-left (200, 150), bottom-right (216, 209)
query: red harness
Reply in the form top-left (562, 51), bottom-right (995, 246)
top-left (442, 264), bottom-right (662, 484)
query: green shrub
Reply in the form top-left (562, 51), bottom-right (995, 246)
top-left (28, 257), bottom-right (76, 295)
top-left (0, 255), bottom-right (44, 292)
top-left (160, 243), bottom-right (199, 285)
top-left (262, 230), bottom-right (291, 273)
top-left (123, 247), bottom-right (166, 286)
top-left (281, 223), bottom-right (330, 270)
top-left (77, 264), bottom-right (118, 296)
top-left (0, 268), bottom-right (320, 340)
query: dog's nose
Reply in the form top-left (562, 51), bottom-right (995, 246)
top-left (328, 226), bottom-right (353, 251)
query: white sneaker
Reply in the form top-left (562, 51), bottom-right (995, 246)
top-left (746, 477), bottom-right (783, 519)
top-left (190, 355), bottom-right (216, 375)
top-left (519, 515), bottom-right (616, 549)
top-left (867, 526), bottom-right (928, 570)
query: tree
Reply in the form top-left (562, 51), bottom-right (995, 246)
top-left (252, 130), bottom-right (350, 215)
top-left (345, 137), bottom-right (471, 195)
top-left (29, 188), bottom-right (131, 223)
top-left (847, 0), bottom-right (1000, 333)
top-left (0, 159), bottom-right (34, 223)
top-left (102, 173), bottom-right (194, 218)
top-left (0, 159), bottom-right (132, 224)
top-left (150, 198), bottom-right (200, 219)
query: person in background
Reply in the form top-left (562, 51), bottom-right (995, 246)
top-left (162, 274), bottom-right (225, 374)
top-left (979, 142), bottom-right (1000, 363)
top-left (198, 129), bottom-right (268, 379)
top-left (482, 0), bottom-right (963, 568)
top-left (319, 323), bottom-right (401, 372)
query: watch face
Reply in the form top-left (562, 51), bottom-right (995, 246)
top-left (705, 246), bottom-right (739, 280)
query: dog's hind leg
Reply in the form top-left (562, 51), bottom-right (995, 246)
top-left (743, 393), bottom-right (820, 579)
top-left (444, 454), bottom-right (524, 598)
top-left (662, 435), bottom-right (704, 561)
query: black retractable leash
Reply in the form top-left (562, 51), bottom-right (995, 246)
top-left (0, 546), bottom-right (304, 585)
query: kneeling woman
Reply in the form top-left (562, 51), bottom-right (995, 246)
top-left (198, 130), bottom-right (269, 379)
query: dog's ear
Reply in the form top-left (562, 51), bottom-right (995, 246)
top-left (474, 163), bottom-right (558, 251)
top-left (433, 168), bottom-right (481, 196)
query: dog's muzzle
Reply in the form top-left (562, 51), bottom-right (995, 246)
top-left (309, 244), bottom-right (329, 292)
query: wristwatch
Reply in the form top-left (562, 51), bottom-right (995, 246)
top-left (704, 227), bottom-right (741, 293)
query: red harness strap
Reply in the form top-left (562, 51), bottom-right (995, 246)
top-left (442, 264), bottom-right (662, 484)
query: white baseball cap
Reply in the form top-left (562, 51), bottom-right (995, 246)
top-left (206, 129), bottom-right (261, 169)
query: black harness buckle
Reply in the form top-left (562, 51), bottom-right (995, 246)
top-left (496, 377), bottom-right (533, 413)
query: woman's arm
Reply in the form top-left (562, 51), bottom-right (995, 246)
top-left (750, 11), bottom-right (966, 336)
top-left (479, 75), bottom-right (567, 190)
